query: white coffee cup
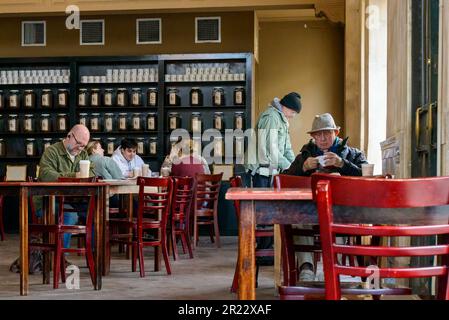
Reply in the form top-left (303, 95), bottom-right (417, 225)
top-left (133, 167), bottom-right (142, 178)
top-left (79, 160), bottom-right (90, 178)
top-left (317, 155), bottom-right (326, 167)
top-left (161, 167), bottom-right (170, 177)
top-left (142, 164), bottom-right (150, 177)
top-left (362, 164), bottom-right (375, 177)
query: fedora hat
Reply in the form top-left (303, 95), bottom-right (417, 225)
top-left (307, 113), bottom-right (341, 134)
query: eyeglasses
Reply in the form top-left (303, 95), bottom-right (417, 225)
top-left (312, 131), bottom-right (334, 139)
top-left (70, 132), bottom-right (87, 148)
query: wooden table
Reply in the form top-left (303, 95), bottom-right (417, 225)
top-left (0, 182), bottom-right (107, 296)
top-left (225, 187), bottom-right (449, 300)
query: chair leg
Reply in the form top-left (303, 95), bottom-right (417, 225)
top-left (171, 222), bottom-right (178, 261)
top-left (209, 224), bottom-right (215, 244)
top-left (53, 235), bottom-right (62, 289)
top-left (154, 246), bottom-right (160, 272)
top-left (132, 242), bottom-right (137, 272)
top-left (85, 239), bottom-right (96, 287)
top-left (138, 242), bottom-right (145, 277)
top-left (255, 262), bottom-right (259, 289)
top-left (230, 254), bottom-right (239, 293)
top-left (161, 236), bottom-right (172, 275)
top-left (60, 255), bottom-right (66, 283)
top-left (193, 212), bottom-right (198, 249)
top-left (313, 252), bottom-right (321, 275)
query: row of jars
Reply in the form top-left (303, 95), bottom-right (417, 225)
top-left (0, 89), bottom-right (69, 109)
top-left (78, 88), bottom-right (158, 107)
top-left (103, 137), bottom-right (158, 156)
top-left (78, 113), bottom-right (158, 132)
top-left (169, 137), bottom-right (245, 158)
top-left (166, 87), bottom-right (245, 107)
top-left (1, 114), bottom-right (68, 133)
top-left (168, 112), bottom-right (245, 132)
top-left (0, 137), bottom-right (64, 157)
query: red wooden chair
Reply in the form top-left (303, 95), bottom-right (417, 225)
top-left (110, 177), bottom-right (173, 277)
top-left (0, 195), bottom-right (5, 241)
top-left (313, 174), bottom-right (449, 300)
top-left (28, 177), bottom-right (97, 289)
top-left (229, 176), bottom-right (275, 293)
top-left (193, 173), bottom-right (223, 248)
top-left (170, 176), bottom-right (194, 260)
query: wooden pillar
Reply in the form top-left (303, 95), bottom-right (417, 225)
top-left (439, 0), bottom-right (449, 176)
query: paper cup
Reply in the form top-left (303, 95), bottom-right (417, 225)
top-left (142, 164), bottom-right (150, 177)
top-left (133, 167), bottom-right (142, 178)
top-left (362, 164), bottom-right (375, 177)
top-left (79, 160), bottom-right (90, 178)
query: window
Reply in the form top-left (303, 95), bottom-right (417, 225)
top-left (195, 17), bottom-right (221, 43)
top-left (137, 18), bottom-right (162, 44)
top-left (80, 20), bottom-right (104, 45)
top-left (22, 21), bottom-right (46, 46)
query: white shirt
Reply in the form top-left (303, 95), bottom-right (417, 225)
top-left (111, 147), bottom-right (145, 177)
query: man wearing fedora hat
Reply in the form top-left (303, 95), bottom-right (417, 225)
top-left (286, 113), bottom-right (368, 281)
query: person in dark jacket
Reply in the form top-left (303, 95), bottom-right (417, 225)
top-left (285, 113), bottom-right (369, 282)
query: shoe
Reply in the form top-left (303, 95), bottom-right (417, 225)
top-left (299, 269), bottom-right (315, 282)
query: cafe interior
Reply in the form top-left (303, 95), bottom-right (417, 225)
top-left (0, 0), bottom-right (449, 301)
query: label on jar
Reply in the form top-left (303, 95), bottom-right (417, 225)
top-left (147, 117), bottom-right (155, 130)
top-left (215, 117), bottom-right (222, 130)
top-left (9, 119), bottom-right (17, 132)
top-left (27, 143), bottom-right (35, 156)
top-left (79, 93), bottom-right (86, 106)
top-left (10, 95), bottom-right (17, 108)
top-left (235, 140), bottom-right (244, 156)
top-left (91, 118), bottom-right (98, 131)
top-left (91, 93), bottom-right (98, 106)
top-left (137, 142), bottom-right (144, 154)
top-left (107, 142), bottom-right (115, 155)
top-left (169, 92), bottom-right (176, 105)
top-left (133, 117), bottom-right (140, 130)
top-left (170, 117), bottom-right (177, 130)
top-left (104, 93), bottom-right (112, 106)
top-left (132, 93), bottom-right (140, 106)
top-left (149, 92), bottom-right (156, 106)
top-left (235, 91), bottom-right (243, 105)
top-left (44, 142), bottom-right (51, 150)
top-left (119, 117), bottom-right (126, 130)
top-left (192, 140), bottom-right (201, 155)
top-left (214, 140), bottom-right (223, 157)
top-left (41, 118), bottom-right (49, 131)
top-left (192, 118), bottom-right (201, 132)
top-left (105, 118), bottom-right (113, 131)
top-left (150, 142), bottom-right (157, 155)
top-left (59, 118), bottom-right (66, 131)
top-left (192, 92), bottom-right (198, 105)
top-left (25, 95), bottom-right (33, 107)
top-left (59, 93), bottom-right (66, 106)
top-left (25, 119), bottom-right (32, 131)
top-left (214, 91), bottom-right (221, 106)
top-left (42, 94), bottom-right (49, 107)
top-left (117, 93), bottom-right (125, 106)
top-left (235, 117), bottom-right (243, 130)
top-left (80, 118), bottom-right (86, 126)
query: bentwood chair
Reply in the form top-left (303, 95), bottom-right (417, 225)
top-left (308, 174), bottom-right (449, 300)
top-left (229, 176), bottom-right (275, 293)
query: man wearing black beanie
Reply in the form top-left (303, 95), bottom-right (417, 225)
top-left (244, 92), bottom-right (302, 265)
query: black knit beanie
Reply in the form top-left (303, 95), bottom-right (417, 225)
top-left (280, 92), bottom-right (302, 113)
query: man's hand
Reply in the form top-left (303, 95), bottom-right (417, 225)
top-left (303, 157), bottom-right (319, 172)
top-left (323, 152), bottom-right (344, 168)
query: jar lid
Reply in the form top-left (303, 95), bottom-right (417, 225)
top-left (191, 87), bottom-right (201, 90)
top-left (192, 112), bottom-right (201, 116)
top-left (107, 138), bottom-right (116, 140)
top-left (119, 113), bottom-right (128, 115)
top-left (148, 87), bottom-right (157, 90)
top-left (148, 112), bottom-right (157, 115)
top-left (42, 89), bottom-right (52, 92)
top-left (118, 88), bottom-right (127, 90)
top-left (9, 114), bottom-right (18, 117)
top-left (24, 114), bottom-right (34, 117)
top-left (79, 88), bottom-right (87, 91)
top-left (42, 114), bottom-right (50, 116)
top-left (26, 138), bottom-right (36, 141)
top-left (105, 88), bottom-right (113, 91)
top-left (10, 90), bottom-right (19, 93)
top-left (214, 112), bottom-right (224, 115)
top-left (91, 88), bottom-right (100, 91)
top-left (105, 113), bottom-right (114, 116)
top-left (93, 138), bottom-right (101, 141)
top-left (137, 137), bottom-right (144, 140)
top-left (235, 111), bottom-right (245, 115)
top-left (149, 137), bottom-right (158, 140)
top-left (58, 89), bottom-right (68, 91)
top-left (24, 90), bottom-right (34, 93)
top-left (57, 113), bottom-right (67, 116)
top-left (235, 86), bottom-right (245, 89)
top-left (43, 138), bottom-right (52, 141)
top-left (169, 112), bottom-right (179, 115)
top-left (213, 87), bottom-right (223, 89)
top-left (133, 113), bottom-right (141, 116)
top-left (91, 113), bottom-right (100, 116)
top-left (132, 88), bottom-right (142, 90)
top-left (168, 88), bottom-right (178, 91)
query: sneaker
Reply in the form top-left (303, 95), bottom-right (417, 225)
top-left (299, 269), bottom-right (316, 282)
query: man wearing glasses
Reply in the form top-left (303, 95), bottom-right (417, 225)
top-left (36, 124), bottom-right (94, 248)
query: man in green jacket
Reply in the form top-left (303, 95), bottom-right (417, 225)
top-left (37, 124), bottom-right (94, 248)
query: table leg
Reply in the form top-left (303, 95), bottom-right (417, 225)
top-left (274, 225), bottom-right (282, 291)
top-left (238, 200), bottom-right (256, 300)
top-left (103, 185), bottom-right (110, 276)
top-left (19, 187), bottom-right (29, 296)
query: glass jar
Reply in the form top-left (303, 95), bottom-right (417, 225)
top-left (136, 138), bottom-right (145, 155)
top-left (192, 139), bottom-right (202, 156)
top-left (41, 89), bottom-right (53, 108)
top-left (212, 87), bottom-right (225, 106)
top-left (118, 113), bottom-right (128, 131)
top-left (26, 138), bottom-right (37, 157)
top-left (57, 89), bottom-right (69, 108)
top-left (235, 136), bottom-right (245, 157)
top-left (106, 138), bottom-right (116, 155)
top-left (234, 112), bottom-right (245, 130)
top-left (8, 90), bottom-right (19, 109)
top-left (167, 88), bottom-right (180, 106)
top-left (0, 90), bottom-right (4, 109)
top-left (132, 113), bottom-right (141, 131)
top-left (191, 112), bottom-right (202, 133)
top-left (233, 86), bottom-right (246, 105)
top-left (40, 114), bottom-right (51, 132)
top-left (213, 112), bottom-right (225, 131)
top-left (24, 114), bottom-right (35, 133)
top-left (104, 113), bottom-right (114, 132)
top-left (214, 136), bottom-right (224, 157)
top-left (104, 89), bottom-right (114, 106)
top-left (117, 88), bottom-right (128, 107)
top-left (190, 87), bottom-right (203, 106)
top-left (90, 113), bottom-right (100, 132)
top-left (147, 88), bottom-right (158, 107)
top-left (24, 90), bottom-right (36, 109)
top-left (168, 112), bottom-right (181, 131)
top-left (0, 139), bottom-right (5, 157)
top-left (56, 114), bottom-right (68, 132)
top-left (146, 113), bottom-right (157, 131)
top-left (43, 138), bottom-right (53, 151)
top-left (8, 114), bottom-right (19, 133)
top-left (131, 88), bottom-right (142, 106)
top-left (90, 89), bottom-right (100, 107)
top-left (149, 137), bottom-right (158, 156)
top-left (78, 89), bottom-right (88, 107)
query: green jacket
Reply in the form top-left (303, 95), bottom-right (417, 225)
top-left (245, 104), bottom-right (295, 176)
top-left (89, 154), bottom-right (123, 180)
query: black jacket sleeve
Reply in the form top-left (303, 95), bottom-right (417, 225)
top-left (337, 147), bottom-right (368, 176)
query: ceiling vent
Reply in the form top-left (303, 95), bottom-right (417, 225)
top-left (137, 18), bottom-right (162, 44)
top-left (195, 17), bottom-right (221, 43)
top-left (22, 21), bottom-right (46, 46)
top-left (80, 20), bottom-right (104, 45)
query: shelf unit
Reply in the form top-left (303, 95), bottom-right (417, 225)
top-left (0, 53), bottom-right (253, 178)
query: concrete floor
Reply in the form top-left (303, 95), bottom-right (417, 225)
top-left (0, 234), bottom-right (278, 300)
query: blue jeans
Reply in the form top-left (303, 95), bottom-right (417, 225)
top-left (246, 171), bottom-right (272, 188)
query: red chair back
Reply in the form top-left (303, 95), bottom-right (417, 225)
top-left (194, 173), bottom-right (223, 210)
top-left (229, 176), bottom-right (243, 218)
top-left (171, 156), bottom-right (206, 177)
top-left (172, 176), bottom-right (194, 222)
top-left (314, 174), bottom-right (449, 300)
top-left (273, 175), bottom-right (312, 189)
